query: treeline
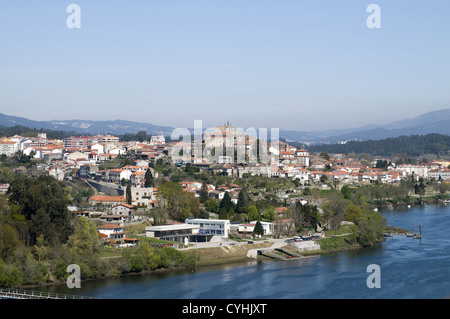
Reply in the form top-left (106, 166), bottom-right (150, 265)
top-left (0, 175), bottom-right (196, 288)
top-left (307, 133), bottom-right (450, 157)
top-left (0, 125), bottom-right (76, 140)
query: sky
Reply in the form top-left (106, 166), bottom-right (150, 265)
top-left (0, 0), bottom-right (449, 132)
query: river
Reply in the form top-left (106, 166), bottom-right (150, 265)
top-left (40, 204), bottom-right (450, 299)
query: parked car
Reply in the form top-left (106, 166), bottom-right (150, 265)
top-left (247, 241), bottom-right (254, 244)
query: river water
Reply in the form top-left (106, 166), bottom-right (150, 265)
top-left (41, 204), bottom-right (450, 299)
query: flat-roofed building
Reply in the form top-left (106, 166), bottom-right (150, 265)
top-left (184, 218), bottom-right (230, 238)
top-left (145, 224), bottom-right (213, 244)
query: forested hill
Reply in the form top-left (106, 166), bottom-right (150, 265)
top-left (306, 133), bottom-right (450, 157)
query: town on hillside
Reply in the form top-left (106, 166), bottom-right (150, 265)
top-left (1, 124), bottom-right (450, 249)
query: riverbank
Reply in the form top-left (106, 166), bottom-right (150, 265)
top-left (17, 216), bottom-right (414, 291)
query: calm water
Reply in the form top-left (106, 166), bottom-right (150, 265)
top-left (43, 204), bottom-right (450, 299)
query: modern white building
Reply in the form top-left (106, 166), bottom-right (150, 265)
top-left (185, 218), bottom-right (230, 238)
top-left (145, 224), bottom-right (201, 245)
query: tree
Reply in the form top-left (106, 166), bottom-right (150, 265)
top-left (253, 220), bottom-right (264, 237)
top-left (0, 223), bottom-right (21, 260)
top-left (7, 175), bottom-right (74, 245)
top-left (320, 152), bottom-right (330, 161)
top-left (158, 181), bottom-right (200, 221)
top-left (263, 206), bottom-right (276, 222)
top-left (235, 188), bottom-right (249, 214)
top-left (341, 185), bottom-right (352, 200)
top-left (126, 182), bottom-right (132, 205)
top-left (144, 168), bottom-right (154, 188)
top-left (219, 191), bottom-right (234, 212)
top-left (219, 207), bottom-right (228, 220)
top-left (344, 204), bottom-right (364, 223)
top-left (357, 213), bottom-right (386, 247)
top-left (199, 181), bottom-right (209, 203)
top-left (246, 205), bottom-right (259, 221)
top-left (204, 198), bottom-right (219, 214)
top-left (66, 217), bottom-right (100, 257)
top-left (440, 182), bottom-right (449, 195)
top-left (32, 234), bottom-right (49, 262)
top-left (228, 207), bottom-right (235, 221)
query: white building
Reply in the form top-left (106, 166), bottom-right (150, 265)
top-left (397, 165), bottom-right (429, 178)
top-left (185, 218), bottom-right (230, 238)
top-left (0, 140), bottom-right (18, 156)
top-left (150, 135), bottom-right (165, 145)
top-left (145, 224), bottom-right (201, 245)
top-left (251, 221), bottom-right (274, 235)
top-left (428, 169), bottom-right (450, 181)
top-left (111, 203), bottom-right (134, 221)
top-left (90, 143), bottom-right (105, 154)
top-left (102, 135), bottom-right (120, 145)
top-left (48, 167), bottom-right (65, 181)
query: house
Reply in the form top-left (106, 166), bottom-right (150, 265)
top-left (98, 223), bottom-right (139, 247)
top-left (88, 195), bottom-right (126, 206)
top-left (65, 151), bottom-right (89, 161)
top-left (0, 183), bottom-right (9, 194)
top-left (250, 221), bottom-right (274, 235)
top-left (77, 164), bottom-right (99, 179)
top-left (111, 203), bottom-right (134, 220)
top-left (209, 190), bottom-right (225, 200)
top-left (131, 187), bottom-right (157, 208)
top-left (90, 143), bottom-right (105, 154)
top-left (99, 214), bottom-right (126, 224)
top-left (98, 224), bottom-right (125, 244)
top-left (75, 211), bottom-right (90, 217)
top-left (108, 168), bottom-right (132, 184)
top-left (47, 167), bottom-right (65, 181)
top-left (275, 207), bottom-right (287, 216)
top-left (238, 222), bottom-right (276, 236)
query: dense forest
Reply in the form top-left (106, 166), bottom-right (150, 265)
top-left (306, 133), bottom-right (450, 157)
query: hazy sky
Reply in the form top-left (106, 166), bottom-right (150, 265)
top-left (1, 1), bottom-right (449, 131)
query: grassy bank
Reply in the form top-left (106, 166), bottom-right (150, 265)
top-left (183, 243), bottom-right (272, 267)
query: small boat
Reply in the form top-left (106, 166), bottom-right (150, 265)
top-left (406, 232), bottom-right (416, 237)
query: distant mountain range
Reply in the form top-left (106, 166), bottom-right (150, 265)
top-left (1, 109), bottom-right (450, 144)
top-left (280, 109), bottom-right (450, 144)
top-left (0, 113), bottom-right (174, 136)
